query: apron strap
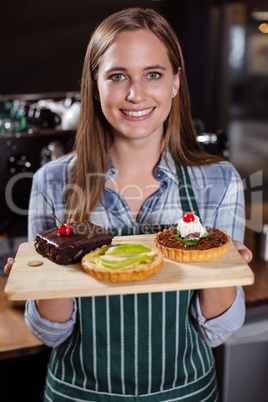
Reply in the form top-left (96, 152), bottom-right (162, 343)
top-left (175, 163), bottom-right (201, 221)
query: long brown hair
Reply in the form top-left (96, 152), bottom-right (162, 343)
top-left (66, 8), bottom-right (222, 222)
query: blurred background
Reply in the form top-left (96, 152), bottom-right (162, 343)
top-left (0, 0), bottom-right (267, 238)
top-left (0, 1), bottom-right (268, 401)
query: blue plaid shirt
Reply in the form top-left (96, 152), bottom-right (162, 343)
top-left (28, 150), bottom-right (245, 241)
top-left (25, 150), bottom-right (245, 347)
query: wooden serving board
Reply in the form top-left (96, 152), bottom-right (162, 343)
top-left (4, 234), bottom-right (254, 301)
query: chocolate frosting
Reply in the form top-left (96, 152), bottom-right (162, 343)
top-left (34, 222), bottom-right (114, 265)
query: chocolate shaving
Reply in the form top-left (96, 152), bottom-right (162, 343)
top-left (184, 232), bottom-right (200, 240)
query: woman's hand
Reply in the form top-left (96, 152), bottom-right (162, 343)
top-left (199, 240), bottom-right (252, 320)
top-left (233, 240), bottom-right (253, 263)
top-left (4, 258), bottom-right (15, 276)
top-left (4, 256), bottom-right (73, 322)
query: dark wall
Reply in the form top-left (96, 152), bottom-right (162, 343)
top-left (168, 0), bottom-right (213, 127)
top-left (0, 0), bottom-right (214, 129)
top-left (0, 0), bottom-right (167, 95)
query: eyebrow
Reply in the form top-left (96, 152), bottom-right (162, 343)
top-left (144, 65), bottom-right (167, 71)
top-left (105, 65), bottom-right (167, 74)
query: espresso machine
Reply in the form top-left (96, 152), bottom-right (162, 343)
top-left (0, 93), bottom-right (78, 238)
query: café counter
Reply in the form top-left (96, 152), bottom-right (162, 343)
top-left (0, 276), bottom-right (49, 360)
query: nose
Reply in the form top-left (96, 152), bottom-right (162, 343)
top-left (126, 80), bottom-right (146, 103)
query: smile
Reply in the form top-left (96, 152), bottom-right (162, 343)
top-left (121, 107), bottom-right (154, 117)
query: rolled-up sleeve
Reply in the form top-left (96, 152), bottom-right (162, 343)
top-left (190, 286), bottom-right (245, 347)
top-left (25, 298), bottom-right (77, 347)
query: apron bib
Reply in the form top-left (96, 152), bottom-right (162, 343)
top-left (44, 165), bottom-right (219, 402)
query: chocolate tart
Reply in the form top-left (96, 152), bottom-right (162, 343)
top-left (154, 227), bottom-right (231, 262)
top-left (82, 244), bottom-right (164, 282)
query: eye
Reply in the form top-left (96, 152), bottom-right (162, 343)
top-left (147, 72), bottom-right (161, 80)
top-left (110, 73), bottom-right (126, 81)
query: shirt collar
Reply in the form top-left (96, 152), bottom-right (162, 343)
top-left (105, 157), bottom-right (118, 184)
top-left (154, 149), bottom-right (179, 185)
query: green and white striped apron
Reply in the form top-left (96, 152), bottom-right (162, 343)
top-left (44, 165), bottom-right (219, 401)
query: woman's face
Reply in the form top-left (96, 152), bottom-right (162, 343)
top-left (97, 29), bottom-right (180, 143)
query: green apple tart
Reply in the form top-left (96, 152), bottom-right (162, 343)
top-left (81, 244), bottom-right (164, 282)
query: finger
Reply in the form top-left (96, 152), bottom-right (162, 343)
top-left (233, 240), bottom-right (253, 263)
top-left (239, 248), bottom-right (253, 263)
top-left (4, 258), bottom-right (15, 276)
top-left (4, 264), bottom-right (11, 276)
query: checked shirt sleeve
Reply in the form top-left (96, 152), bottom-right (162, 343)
top-left (189, 162), bottom-right (247, 347)
top-left (211, 163), bottom-right (245, 242)
top-left (25, 299), bottom-right (77, 347)
top-left (190, 287), bottom-right (246, 347)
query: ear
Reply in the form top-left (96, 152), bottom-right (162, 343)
top-left (94, 89), bottom-right (100, 101)
top-left (172, 67), bottom-right (181, 98)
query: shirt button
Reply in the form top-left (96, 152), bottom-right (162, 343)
top-left (156, 169), bottom-right (163, 177)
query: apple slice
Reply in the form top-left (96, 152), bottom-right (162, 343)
top-left (105, 244), bottom-right (151, 255)
top-left (99, 252), bottom-right (149, 269)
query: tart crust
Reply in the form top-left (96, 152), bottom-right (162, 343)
top-left (154, 227), bottom-right (231, 262)
top-left (81, 244), bottom-right (164, 282)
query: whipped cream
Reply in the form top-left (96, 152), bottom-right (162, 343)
top-left (177, 214), bottom-right (207, 239)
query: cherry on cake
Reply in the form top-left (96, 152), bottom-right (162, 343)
top-left (34, 221), bottom-right (114, 265)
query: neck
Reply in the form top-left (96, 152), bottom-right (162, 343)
top-left (110, 137), bottom-right (163, 176)
top-left (108, 136), bottom-right (163, 220)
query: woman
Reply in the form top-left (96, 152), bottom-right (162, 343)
top-left (5, 8), bottom-right (252, 401)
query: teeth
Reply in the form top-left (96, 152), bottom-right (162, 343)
top-left (122, 108), bottom-right (154, 117)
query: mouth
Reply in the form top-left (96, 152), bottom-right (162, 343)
top-left (121, 107), bottom-right (154, 117)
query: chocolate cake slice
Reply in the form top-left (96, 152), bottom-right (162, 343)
top-left (34, 221), bottom-right (114, 265)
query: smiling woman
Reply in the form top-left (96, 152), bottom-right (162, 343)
top-left (10, 7), bottom-right (252, 402)
top-left (66, 9), bottom-right (222, 224)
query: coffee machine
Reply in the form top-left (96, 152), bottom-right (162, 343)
top-left (0, 92), bottom-right (78, 238)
